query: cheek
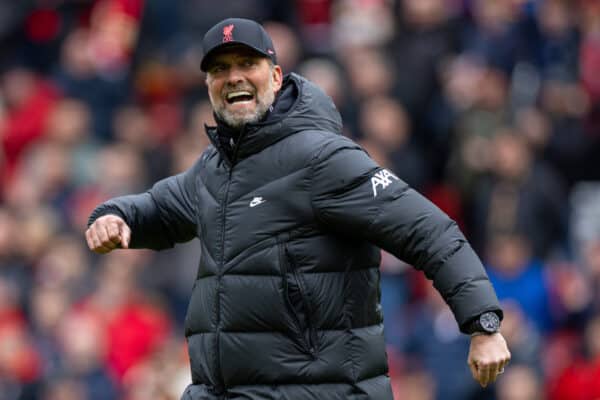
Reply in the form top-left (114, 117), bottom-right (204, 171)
top-left (207, 81), bottom-right (223, 102)
top-left (256, 77), bottom-right (273, 96)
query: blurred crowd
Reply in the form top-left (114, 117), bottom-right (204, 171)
top-left (0, 0), bottom-right (599, 399)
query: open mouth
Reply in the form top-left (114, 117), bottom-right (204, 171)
top-left (225, 90), bottom-right (255, 104)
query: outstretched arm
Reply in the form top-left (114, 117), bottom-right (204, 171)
top-left (310, 137), bottom-right (510, 386)
top-left (86, 160), bottom-right (200, 251)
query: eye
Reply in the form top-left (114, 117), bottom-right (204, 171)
top-left (242, 59), bottom-right (255, 67)
top-left (210, 64), bottom-right (226, 73)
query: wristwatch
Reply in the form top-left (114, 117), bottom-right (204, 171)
top-left (467, 311), bottom-right (501, 335)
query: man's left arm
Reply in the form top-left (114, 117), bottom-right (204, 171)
top-left (310, 138), bottom-right (510, 386)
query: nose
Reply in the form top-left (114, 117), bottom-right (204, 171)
top-left (226, 65), bottom-right (244, 85)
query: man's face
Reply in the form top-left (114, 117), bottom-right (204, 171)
top-left (205, 47), bottom-right (283, 129)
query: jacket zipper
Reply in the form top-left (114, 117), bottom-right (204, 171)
top-left (284, 246), bottom-right (318, 357)
top-left (213, 176), bottom-right (231, 394)
top-left (213, 126), bottom-right (245, 394)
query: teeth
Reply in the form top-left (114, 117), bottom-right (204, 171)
top-left (226, 91), bottom-right (252, 100)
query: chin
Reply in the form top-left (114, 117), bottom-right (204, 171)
top-left (223, 114), bottom-right (259, 128)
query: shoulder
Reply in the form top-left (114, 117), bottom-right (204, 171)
top-left (282, 131), bottom-right (377, 185)
top-left (286, 130), bottom-right (364, 161)
top-left (271, 131), bottom-right (366, 175)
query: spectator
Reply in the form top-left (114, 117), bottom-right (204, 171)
top-left (77, 251), bottom-right (171, 381)
top-left (112, 105), bottom-right (171, 183)
top-left (495, 364), bottom-right (543, 400)
top-left (403, 281), bottom-right (486, 400)
top-left (1, 67), bottom-right (60, 191)
top-left (359, 95), bottom-right (429, 190)
top-left (469, 130), bottom-right (567, 258)
top-left (534, 0), bottom-right (579, 81)
top-left (331, 0), bottom-right (394, 49)
top-left (445, 64), bottom-right (511, 198)
top-left (45, 99), bottom-right (98, 188)
top-left (393, 0), bottom-right (459, 118)
top-left (52, 29), bottom-right (128, 140)
top-left (0, 276), bottom-right (42, 398)
top-left (264, 21), bottom-right (302, 72)
top-left (485, 231), bottom-right (555, 334)
top-left (54, 311), bottom-right (119, 400)
top-left (497, 301), bottom-right (542, 368)
top-left (547, 312), bottom-right (600, 400)
top-left (40, 377), bottom-right (88, 400)
top-left (463, 0), bottom-right (529, 73)
top-left (538, 79), bottom-right (592, 184)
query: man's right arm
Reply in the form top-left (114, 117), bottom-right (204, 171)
top-left (86, 162), bottom-right (199, 252)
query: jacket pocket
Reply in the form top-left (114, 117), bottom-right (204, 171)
top-left (279, 243), bottom-right (318, 357)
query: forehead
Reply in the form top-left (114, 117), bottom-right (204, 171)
top-left (207, 45), bottom-right (268, 65)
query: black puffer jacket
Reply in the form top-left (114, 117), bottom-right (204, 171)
top-left (89, 74), bottom-right (502, 400)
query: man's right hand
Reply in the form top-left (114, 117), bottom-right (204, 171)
top-left (85, 215), bottom-right (131, 254)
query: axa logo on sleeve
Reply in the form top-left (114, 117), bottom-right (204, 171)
top-left (371, 169), bottom-right (399, 197)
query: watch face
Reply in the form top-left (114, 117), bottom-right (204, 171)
top-left (480, 312), bottom-right (500, 332)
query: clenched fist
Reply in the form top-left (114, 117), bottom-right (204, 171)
top-left (85, 214), bottom-right (131, 254)
top-left (468, 332), bottom-right (511, 388)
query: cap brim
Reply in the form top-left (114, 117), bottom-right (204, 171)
top-left (200, 42), bottom-right (272, 72)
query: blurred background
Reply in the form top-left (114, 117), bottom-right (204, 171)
top-left (0, 0), bottom-right (599, 399)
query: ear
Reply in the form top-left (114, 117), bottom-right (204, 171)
top-left (272, 64), bottom-right (283, 92)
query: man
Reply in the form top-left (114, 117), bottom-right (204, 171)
top-left (86, 18), bottom-right (510, 400)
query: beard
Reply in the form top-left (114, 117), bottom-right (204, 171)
top-left (212, 78), bottom-right (276, 129)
